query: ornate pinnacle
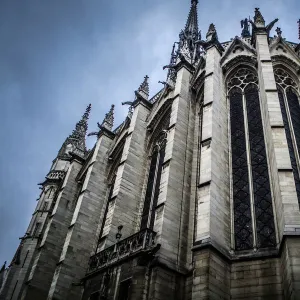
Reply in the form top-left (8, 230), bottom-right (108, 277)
top-left (70, 103), bottom-right (91, 149)
top-left (298, 19), bottom-right (300, 40)
top-left (57, 104), bottom-right (91, 158)
top-left (254, 8), bottom-right (265, 26)
top-left (137, 75), bottom-right (150, 100)
top-left (101, 104), bottom-right (115, 131)
top-left (185, 0), bottom-right (199, 35)
top-left (206, 23), bottom-right (218, 41)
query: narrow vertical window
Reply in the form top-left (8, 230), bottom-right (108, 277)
top-left (140, 149), bottom-right (159, 230)
top-left (275, 68), bottom-right (300, 207)
top-left (245, 84), bottom-right (276, 248)
top-left (228, 68), bottom-right (276, 251)
top-left (229, 87), bottom-right (253, 251)
top-left (141, 112), bottom-right (170, 231)
top-left (98, 177), bottom-right (116, 240)
top-left (32, 223), bottom-right (41, 237)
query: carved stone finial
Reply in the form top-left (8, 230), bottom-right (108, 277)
top-left (206, 24), bottom-right (218, 41)
top-left (254, 8), bottom-right (265, 26)
top-left (101, 104), bottom-right (115, 131)
top-left (276, 27), bottom-right (282, 37)
top-left (298, 19), bottom-right (300, 40)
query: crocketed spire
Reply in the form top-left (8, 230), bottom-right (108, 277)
top-left (101, 104), bottom-right (115, 131)
top-left (57, 104), bottom-right (91, 159)
top-left (185, 0), bottom-right (199, 38)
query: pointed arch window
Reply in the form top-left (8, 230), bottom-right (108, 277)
top-left (98, 176), bottom-right (116, 241)
top-left (140, 131), bottom-right (167, 230)
top-left (228, 68), bottom-right (276, 251)
top-left (275, 68), bottom-right (300, 206)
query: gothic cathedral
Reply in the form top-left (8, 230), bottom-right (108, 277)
top-left (2, 1), bottom-right (300, 299)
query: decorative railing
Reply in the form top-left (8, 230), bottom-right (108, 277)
top-left (149, 90), bottom-right (163, 104)
top-left (87, 229), bottom-right (157, 274)
top-left (46, 170), bottom-right (66, 181)
top-left (71, 147), bottom-right (85, 158)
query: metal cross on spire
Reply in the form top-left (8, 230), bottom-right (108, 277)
top-left (136, 75), bottom-right (150, 100)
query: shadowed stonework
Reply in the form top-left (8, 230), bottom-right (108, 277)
top-left (2, 2), bottom-right (300, 300)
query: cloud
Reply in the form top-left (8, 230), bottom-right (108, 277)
top-left (0, 0), bottom-right (299, 264)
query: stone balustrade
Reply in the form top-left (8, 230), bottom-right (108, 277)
top-left (87, 229), bottom-right (157, 274)
top-left (46, 170), bottom-right (66, 181)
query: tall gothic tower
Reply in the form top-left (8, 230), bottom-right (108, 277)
top-left (2, 1), bottom-right (300, 299)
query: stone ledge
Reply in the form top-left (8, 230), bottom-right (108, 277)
top-left (192, 235), bottom-right (300, 263)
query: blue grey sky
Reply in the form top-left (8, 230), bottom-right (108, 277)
top-left (0, 0), bottom-right (299, 264)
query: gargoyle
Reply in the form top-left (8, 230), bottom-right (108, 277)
top-left (121, 101), bottom-right (133, 106)
top-left (163, 63), bottom-right (176, 70)
top-left (87, 131), bottom-right (99, 137)
top-left (266, 18), bottom-right (279, 34)
top-left (250, 17), bottom-right (278, 36)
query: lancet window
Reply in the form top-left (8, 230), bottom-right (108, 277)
top-left (140, 111), bottom-right (170, 230)
top-left (228, 67), bottom-right (276, 251)
top-left (96, 138), bottom-right (126, 251)
top-left (275, 68), bottom-right (300, 206)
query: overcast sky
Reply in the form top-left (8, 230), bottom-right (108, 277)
top-left (0, 0), bottom-right (299, 264)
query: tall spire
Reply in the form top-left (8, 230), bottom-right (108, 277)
top-left (177, 0), bottom-right (201, 64)
top-left (185, 0), bottom-right (199, 37)
top-left (69, 103), bottom-right (91, 152)
top-left (57, 104), bottom-right (91, 159)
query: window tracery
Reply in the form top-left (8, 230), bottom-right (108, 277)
top-left (275, 68), bottom-right (300, 207)
top-left (141, 113), bottom-right (170, 230)
top-left (228, 67), bottom-right (276, 251)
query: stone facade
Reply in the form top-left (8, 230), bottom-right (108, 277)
top-left (2, 2), bottom-right (300, 299)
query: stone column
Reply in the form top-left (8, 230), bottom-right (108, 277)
top-left (153, 63), bottom-right (195, 273)
top-left (192, 44), bottom-right (231, 299)
top-left (21, 159), bottom-right (82, 300)
top-left (46, 132), bottom-right (114, 300)
top-left (255, 31), bottom-right (300, 238)
top-left (103, 101), bottom-right (151, 245)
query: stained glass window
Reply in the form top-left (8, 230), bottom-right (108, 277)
top-left (228, 68), bottom-right (276, 250)
top-left (275, 68), bottom-right (300, 207)
top-left (245, 84), bottom-right (276, 248)
top-left (229, 87), bottom-right (253, 251)
top-left (140, 118), bottom-right (169, 230)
